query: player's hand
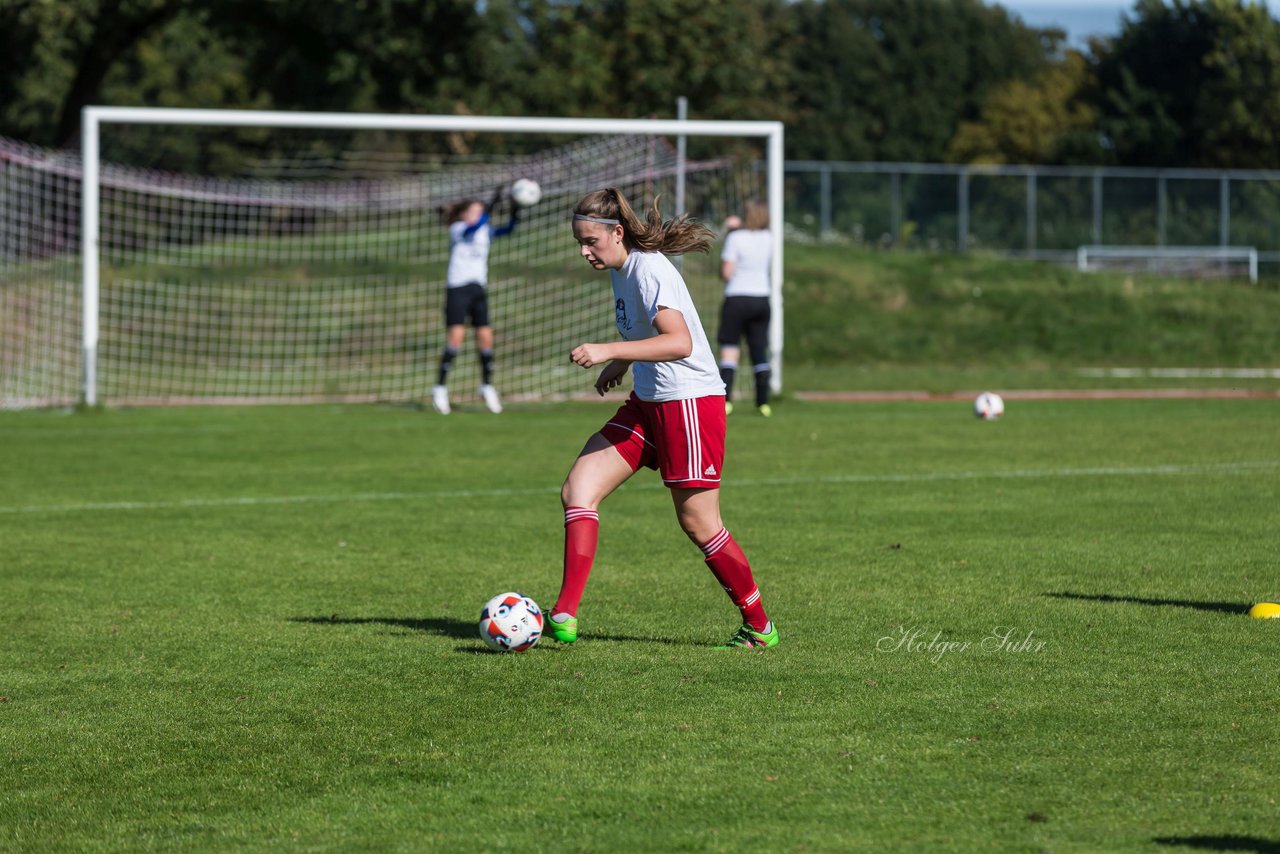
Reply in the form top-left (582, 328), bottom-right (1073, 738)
top-left (487, 185), bottom-right (504, 210)
top-left (570, 342), bottom-right (613, 369)
top-left (594, 361), bottom-right (630, 396)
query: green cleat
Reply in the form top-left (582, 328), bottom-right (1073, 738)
top-left (713, 622), bottom-right (779, 650)
top-left (725, 400), bottom-right (735, 416)
top-left (757, 403), bottom-right (773, 418)
top-left (547, 613), bottom-right (578, 644)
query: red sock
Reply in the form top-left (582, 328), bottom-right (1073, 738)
top-left (700, 529), bottom-right (769, 632)
top-left (553, 507), bottom-right (599, 616)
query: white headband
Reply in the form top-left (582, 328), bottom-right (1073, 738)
top-left (573, 213), bottom-right (621, 225)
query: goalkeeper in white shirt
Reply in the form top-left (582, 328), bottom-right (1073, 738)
top-left (432, 190), bottom-right (517, 414)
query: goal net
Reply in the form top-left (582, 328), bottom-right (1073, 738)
top-left (1075, 245), bottom-right (1258, 284)
top-left (2, 109), bottom-right (782, 408)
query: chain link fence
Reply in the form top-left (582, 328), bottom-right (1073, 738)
top-left (785, 161), bottom-right (1280, 280)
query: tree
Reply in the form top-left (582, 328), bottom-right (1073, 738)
top-left (785, 0), bottom-right (1057, 162)
top-left (1093, 0), bottom-right (1280, 168)
top-left (947, 50), bottom-right (1099, 164)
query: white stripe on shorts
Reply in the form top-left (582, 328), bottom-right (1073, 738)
top-left (681, 399), bottom-right (702, 482)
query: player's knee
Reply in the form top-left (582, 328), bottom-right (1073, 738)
top-left (676, 513), bottom-right (719, 545)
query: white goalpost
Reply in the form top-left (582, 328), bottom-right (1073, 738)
top-left (1076, 245), bottom-right (1258, 284)
top-left (58, 107), bottom-right (785, 408)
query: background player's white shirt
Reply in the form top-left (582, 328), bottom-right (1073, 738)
top-left (447, 220), bottom-right (491, 287)
top-left (610, 251), bottom-right (726, 402)
top-left (720, 229), bottom-right (771, 298)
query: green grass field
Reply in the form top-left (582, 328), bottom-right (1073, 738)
top-left (2, 398), bottom-right (1278, 851)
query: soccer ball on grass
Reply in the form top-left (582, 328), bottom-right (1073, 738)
top-left (479, 592), bottom-right (543, 652)
top-left (973, 392), bottom-right (1005, 420)
top-left (510, 178), bottom-right (542, 207)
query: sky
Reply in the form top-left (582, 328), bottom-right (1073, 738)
top-left (997, 1), bottom-right (1274, 47)
top-left (995, 1), bottom-right (1134, 46)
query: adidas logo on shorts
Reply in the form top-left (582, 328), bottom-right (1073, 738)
top-left (704, 464), bottom-right (717, 476)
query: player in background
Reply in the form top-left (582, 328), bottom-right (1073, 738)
top-left (548, 187), bottom-right (778, 650)
top-left (717, 199), bottom-right (773, 416)
top-left (432, 190), bottom-right (517, 415)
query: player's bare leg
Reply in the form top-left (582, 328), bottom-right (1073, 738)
top-left (475, 325), bottom-right (501, 412)
top-left (718, 344), bottom-right (740, 414)
top-left (671, 487), bottom-right (777, 649)
top-left (433, 324), bottom-right (468, 414)
top-left (550, 433), bottom-right (635, 641)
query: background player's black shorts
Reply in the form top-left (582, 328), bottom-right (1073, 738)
top-left (444, 282), bottom-right (490, 327)
top-left (717, 296), bottom-right (771, 347)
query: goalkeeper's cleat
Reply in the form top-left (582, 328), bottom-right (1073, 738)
top-left (479, 384), bottom-right (503, 414)
top-left (713, 622), bottom-right (779, 650)
top-left (431, 385), bottom-right (451, 415)
top-left (757, 403), bottom-right (773, 418)
top-left (547, 612), bottom-right (578, 644)
top-left (725, 400), bottom-right (735, 416)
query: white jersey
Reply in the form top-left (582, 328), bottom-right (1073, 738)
top-left (720, 229), bottom-right (772, 298)
top-left (610, 251), bottom-right (725, 402)
top-left (447, 219), bottom-right (491, 288)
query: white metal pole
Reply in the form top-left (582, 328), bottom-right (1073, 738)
top-left (674, 97), bottom-right (688, 273)
top-left (767, 125), bottom-right (784, 393)
top-left (675, 97), bottom-right (687, 216)
top-left (81, 109), bottom-right (101, 406)
top-left (82, 106), bottom-right (779, 139)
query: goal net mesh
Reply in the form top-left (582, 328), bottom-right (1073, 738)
top-left (1, 129), bottom-right (764, 408)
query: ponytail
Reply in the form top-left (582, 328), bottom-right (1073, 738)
top-left (573, 188), bottom-right (714, 256)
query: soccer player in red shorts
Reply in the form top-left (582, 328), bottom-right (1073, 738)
top-left (546, 187), bottom-right (778, 650)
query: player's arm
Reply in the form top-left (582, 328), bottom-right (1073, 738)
top-left (593, 359), bottom-right (631, 396)
top-left (492, 206), bottom-right (518, 238)
top-left (720, 260), bottom-right (734, 282)
top-left (461, 211), bottom-right (490, 239)
top-left (570, 307), bottom-right (693, 368)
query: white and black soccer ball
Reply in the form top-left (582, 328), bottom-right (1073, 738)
top-left (973, 391), bottom-right (1005, 420)
top-left (478, 592), bottom-right (543, 652)
top-left (510, 178), bottom-right (542, 207)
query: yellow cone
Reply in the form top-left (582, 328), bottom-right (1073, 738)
top-left (1248, 602), bottom-right (1280, 619)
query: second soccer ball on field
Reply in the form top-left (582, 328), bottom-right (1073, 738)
top-left (974, 392), bottom-right (1005, 420)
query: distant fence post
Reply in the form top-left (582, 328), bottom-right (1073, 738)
top-left (958, 169), bottom-right (969, 251)
top-left (1157, 174), bottom-right (1167, 246)
top-left (890, 171), bottom-right (902, 244)
top-left (1092, 171), bottom-right (1103, 244)
top-left (819, 164), bottom-right (832, 236)
top-left (1219, 175), bottom-right (1230, 247)
top-left (1026, 171), bottom-right (1037, 253)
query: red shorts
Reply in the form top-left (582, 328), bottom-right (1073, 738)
top-left (600, 392), bottom-right (727, 489)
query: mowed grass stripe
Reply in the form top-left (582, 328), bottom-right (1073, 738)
top-left (3, 459), bottom-right (1277, 515)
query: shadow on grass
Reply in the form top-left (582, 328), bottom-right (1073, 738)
top-left (1154, 835), bottom-right (1280, 853)
top-left (1044, 592), bottom-right (1248, 616)
top-left (291, 615), bottom-right (476, 639)
top-left (290, 615), bottom-right (695, 647)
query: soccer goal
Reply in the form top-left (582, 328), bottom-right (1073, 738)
top-left (0, 108), bottom-right (782, 408)
top-left (1075, 245), bottom-right (1258, 284)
